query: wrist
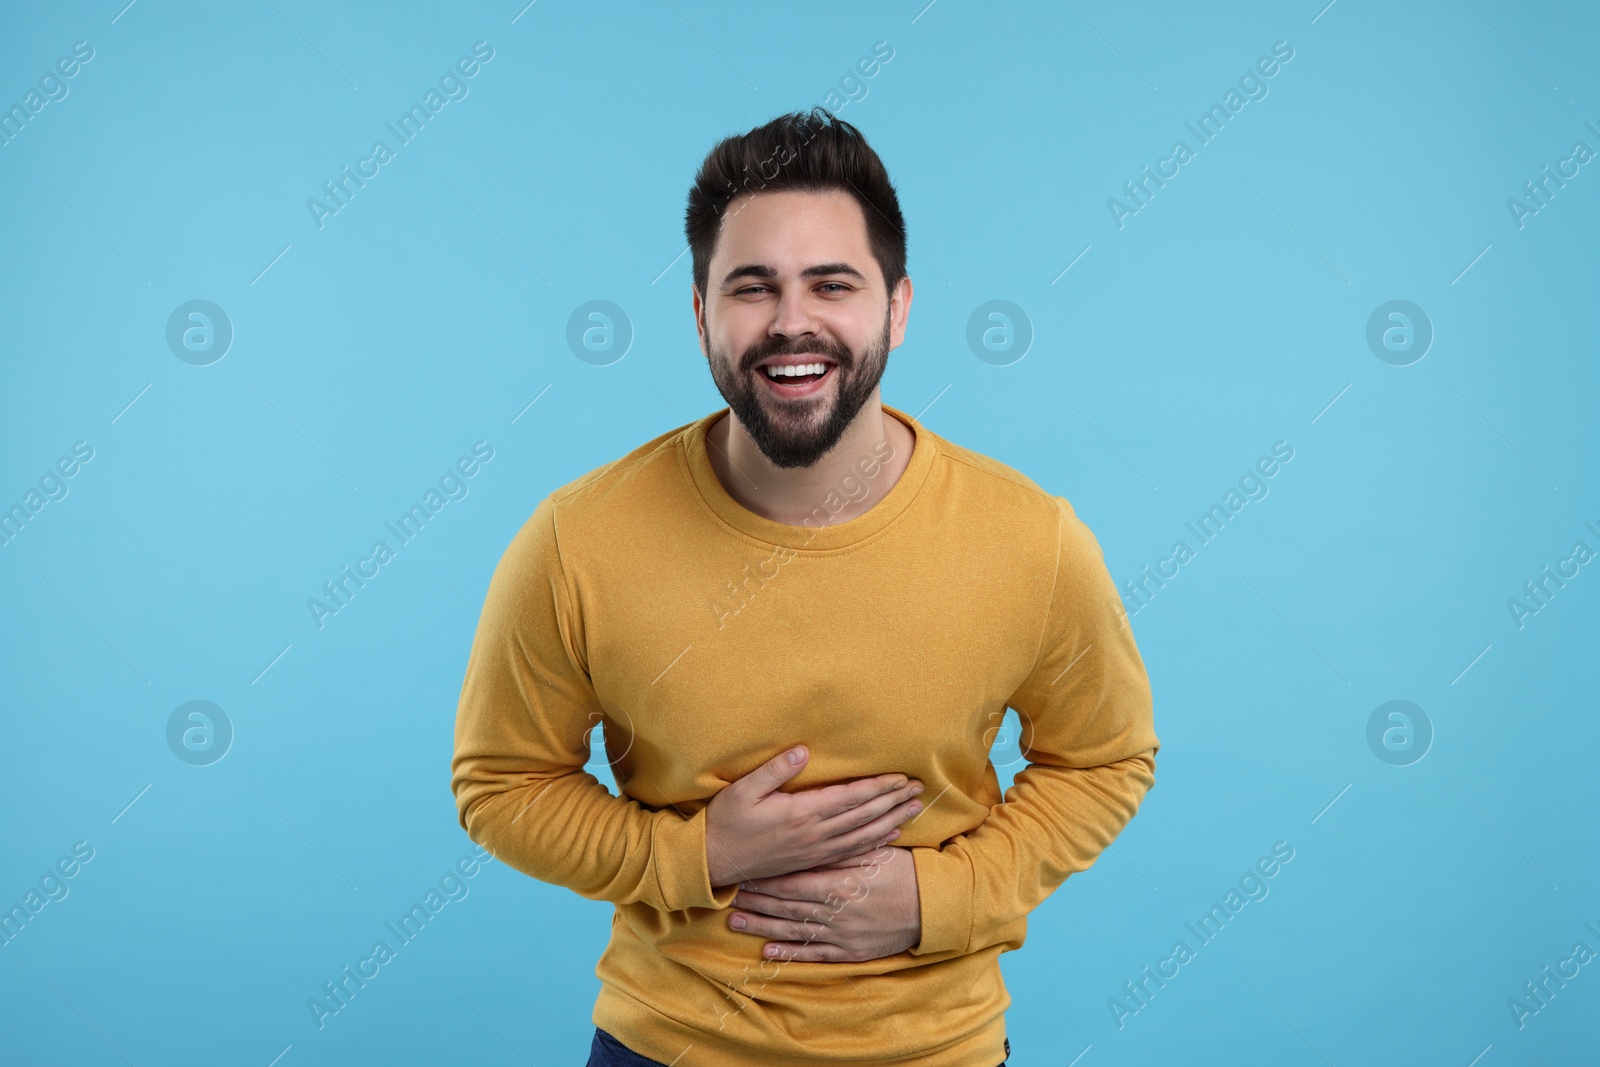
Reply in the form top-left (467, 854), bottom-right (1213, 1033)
top-left (704, 822), bottom-right (734, 888)
top-left (656, 805), bottom-right (740, 911)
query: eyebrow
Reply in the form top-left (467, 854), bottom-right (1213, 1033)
top-left (719, 262), bottom-right (868, 287)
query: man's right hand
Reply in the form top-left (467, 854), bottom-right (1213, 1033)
top-left (704, 745), bottom-right (924, 888)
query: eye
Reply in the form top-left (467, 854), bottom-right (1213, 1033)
top-left (732, 282), bottom-right (852, 296)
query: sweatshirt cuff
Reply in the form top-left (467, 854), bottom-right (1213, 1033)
top-left (909, 844), bottom-right (972, 956)
top-left (651, 805), bottom-right (739, 912)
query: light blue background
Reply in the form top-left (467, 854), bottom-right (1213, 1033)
top-left (2, 1), bottom-right (1597, 1064)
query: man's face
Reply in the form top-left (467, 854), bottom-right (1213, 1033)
top-left (694, 189), bottom-right (908, 469)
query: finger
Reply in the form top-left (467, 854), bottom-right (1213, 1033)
top-left (818, 841), bottom-right (901, 870)
top-left (762, 941), bottom-right (855, 963)
top-left (732, 890), bottom-right (824, 921)
top-left (820, 797), bottom-right (922, 859)
top-left (801, 773), bottom-right (915, 820)
top-left (808, 834), bottom-right (901, 867)
top-left (729, 910), bottom-right (831, 944)
top-left (816, 823), bottom-right (903, 868)
top-left (814, 780), bottom-right (924, 836)
top-left (737, 872), bottom-right (827, 902)
top-left (737, 874), bottom-right (823, 907)
top-left (735, 745), bottom-right (809, 799)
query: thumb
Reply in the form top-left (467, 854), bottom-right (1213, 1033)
top-left (740, 744), bottom-right (807, 798)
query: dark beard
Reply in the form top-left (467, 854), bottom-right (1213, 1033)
top-left (707, 312), bottom-right (891, 469)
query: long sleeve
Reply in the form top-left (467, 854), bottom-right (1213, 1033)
top-left (909, 497), bottom-right (1159, 957)
top-left (450, 496), bottom-right (739, 913)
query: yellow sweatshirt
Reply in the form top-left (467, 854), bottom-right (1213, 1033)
top-left (451, 404), bottom-right (1159, 1066)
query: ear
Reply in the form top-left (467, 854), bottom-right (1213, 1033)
top-left (692, 284), bottom-right (709, 358)
top-left (887, 274), bottom-right (913, 350)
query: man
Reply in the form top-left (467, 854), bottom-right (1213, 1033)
top-left (451, 109), bottom-right (1159, 1067)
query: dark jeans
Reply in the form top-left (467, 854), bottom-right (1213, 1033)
top-left (587, 1027), bottom-right (1009, 1066)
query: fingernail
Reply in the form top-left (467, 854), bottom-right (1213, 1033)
top-left (740, 881), bottom-right (755, 891)
top-left (910, 783), bottom-right (924, 795)
top-left (908, 803), bottom-right (922, 815)
top-left (731, 915), bottom-right (746, 930)
top-left (787, 747), bottom-right (805, 765)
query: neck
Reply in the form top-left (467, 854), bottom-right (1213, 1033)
top-left (705, 394), bottom-right (916, 526)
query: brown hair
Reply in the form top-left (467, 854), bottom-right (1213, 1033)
top-left (684, 107), bottom-right (908, 297)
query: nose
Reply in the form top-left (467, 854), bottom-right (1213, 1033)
top-left (768, 285), bottom-right (821, 343)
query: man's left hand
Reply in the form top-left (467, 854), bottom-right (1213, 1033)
top-left (727, 843), bottom-right (921, 962)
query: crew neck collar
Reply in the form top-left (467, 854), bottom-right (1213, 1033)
top-left (679, 403), bottom-right (938, 552)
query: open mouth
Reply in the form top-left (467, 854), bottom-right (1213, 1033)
top-left (755, 361), bottom-right (836, 396)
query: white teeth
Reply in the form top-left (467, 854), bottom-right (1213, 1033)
top-left (764, 363), bottom-right (826, 378)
